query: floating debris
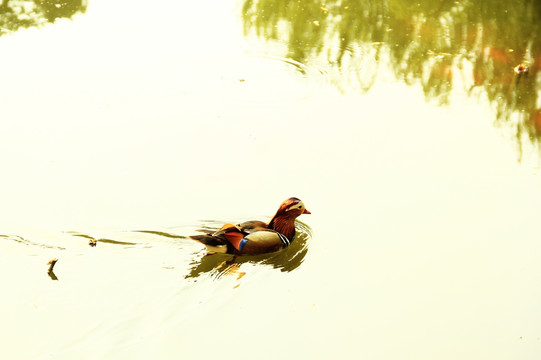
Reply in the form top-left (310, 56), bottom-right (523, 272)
top-left (47, 258), bottom-right (58, 272)
top-left (514, 63), bottom-right (529, 75)
top-left (47, 258), bottom-right (59, 280)
top-left (236, 272), bottom-right (246, 281)
top-left (89, 239), bottom-right (97, 247)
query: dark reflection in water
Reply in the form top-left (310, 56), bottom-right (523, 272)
top-left (0, 0), bottom-right (86, 33)
top-left (47, 270), bottom-right (58, 280)
top-left (242, 0), bottom-right (541, 156)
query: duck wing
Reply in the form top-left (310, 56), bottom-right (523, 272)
top-left (190, 221), bottom-right (289, 255)
top-left (238, 220), bottom-right (268, 233)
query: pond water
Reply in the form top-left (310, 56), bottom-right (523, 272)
top-left (1, 0), bottom-right (541, 359)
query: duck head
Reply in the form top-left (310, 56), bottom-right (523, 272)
top-left (277, 197), bottom-right (311, 217)
top-left (268, 197), bottom-right (310, 239)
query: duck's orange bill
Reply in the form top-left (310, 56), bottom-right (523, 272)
top-left (303, 209), bottom-right (311, 214)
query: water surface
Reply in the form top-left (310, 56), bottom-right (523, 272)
top-left (1, 0), bottom-right (541, 359)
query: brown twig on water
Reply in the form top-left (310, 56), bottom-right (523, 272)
top-left (47, 258), bottom-right (58, 273)
top-left (47, 258), bottom-right (59, 280)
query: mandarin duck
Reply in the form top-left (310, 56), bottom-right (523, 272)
top-left (189, 197), bottom-right (310, 255)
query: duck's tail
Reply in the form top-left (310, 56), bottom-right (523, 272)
top-left (189, 223), bottom-right (245, 253)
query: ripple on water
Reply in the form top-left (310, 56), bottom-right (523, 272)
top-left (65, 231), bottom-right (139, 246)
top-left (219, 53), bottom-right (329, 106)
top-left (0, 233), bottom-right (66, 250)
top-left (1, 220), bottom-right (311, 285)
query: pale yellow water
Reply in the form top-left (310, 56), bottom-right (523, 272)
top-left (1, 0), bottom-right (541, 359)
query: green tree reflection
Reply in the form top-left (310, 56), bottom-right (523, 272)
top-left (243, 0), bottom-right (541, 156)
top-left (0, 0), bottom-right (86, 34)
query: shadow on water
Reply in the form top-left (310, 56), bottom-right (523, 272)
top-left (242, 0), bottom-right (541, 158)
top-left (0, 0), bottom-right (87, 34)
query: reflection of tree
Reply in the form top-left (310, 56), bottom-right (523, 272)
top-left (0, 0), bottom-right (86, 33)
top-left (242, 0), bottom-right (541, 156)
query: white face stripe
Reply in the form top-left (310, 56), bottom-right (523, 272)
top-left (285, 201), bottom-right (305, 212)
